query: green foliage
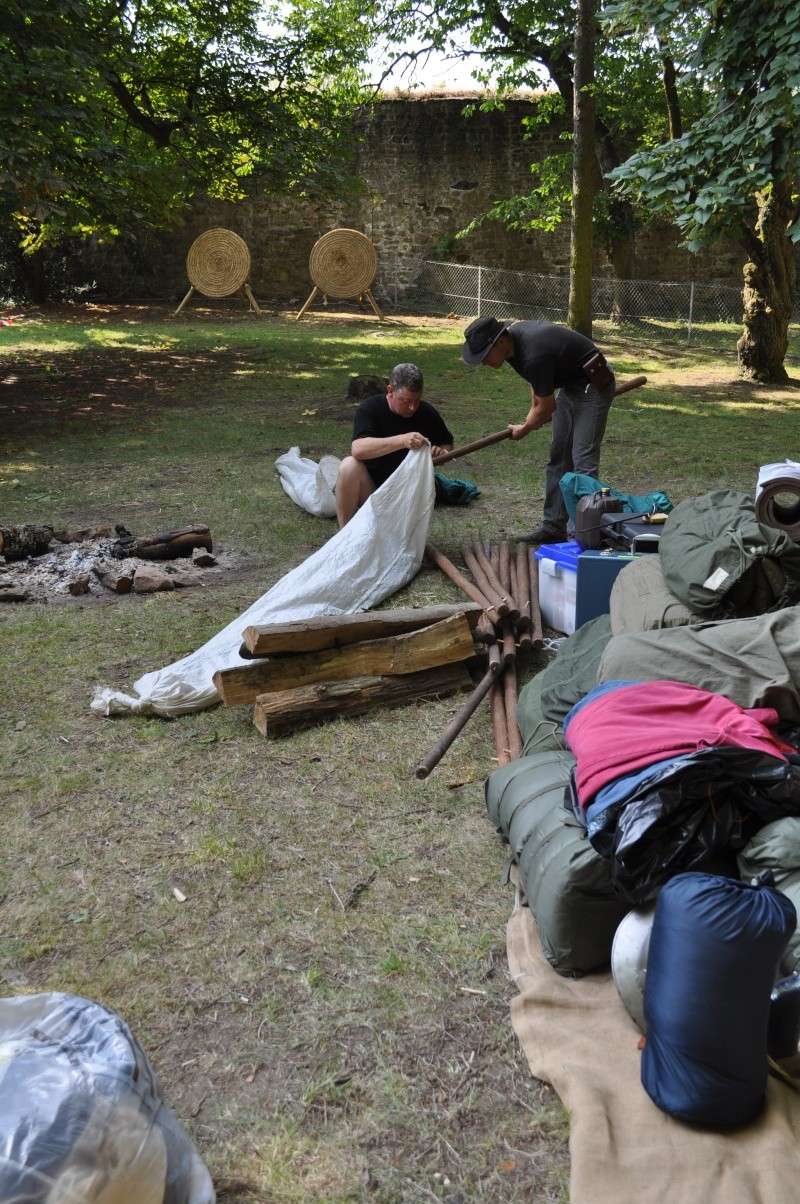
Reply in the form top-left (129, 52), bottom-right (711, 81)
top-left (369, 0), bottom-right (703, 253)
top-left (0, 0), bottom-right (369, 250)
top-left (604, 0), bottom-right (800, 249)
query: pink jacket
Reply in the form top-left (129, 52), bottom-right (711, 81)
top-left (565, 681), bottom-right (794, 806)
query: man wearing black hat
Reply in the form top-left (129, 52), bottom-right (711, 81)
top-left (461, 317), bottom-right (615, 542)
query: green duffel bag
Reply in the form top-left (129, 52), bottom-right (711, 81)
top-left (485, 751), bottom-right (627, 976)
top-left (660, 489), bottom-right (800, 618)
top-left (738, 817), bottom-right (800, 974)
top-left (610, 555), bottom-right (694, 635)
top-left (517, 671), bottom-right (565, 756)
top-left (539, 614), bottom-right (612, 725)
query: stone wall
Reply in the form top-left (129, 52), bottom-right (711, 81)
top-left (74, 92), bottom-right (748, 303)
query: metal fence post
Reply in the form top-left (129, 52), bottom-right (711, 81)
top-left (477, 265), bottom-right (482, 317)
top-left (687, 281), bottom-right (695, 344)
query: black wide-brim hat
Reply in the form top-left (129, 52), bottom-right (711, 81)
top-left (461, 316), bottom-right (511, 365)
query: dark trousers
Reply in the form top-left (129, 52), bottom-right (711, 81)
top-left (542, 378), bottom-right (615, 534)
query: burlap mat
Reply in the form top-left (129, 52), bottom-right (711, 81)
top-left (507, 888), bottom-right (800, 1204)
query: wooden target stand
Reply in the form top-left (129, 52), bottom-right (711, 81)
top-left (174, 228), bottom-right (262, 316)
top-left (296, 228), bottom-right (383, 321)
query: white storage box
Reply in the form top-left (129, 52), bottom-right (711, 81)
top-left (534, 541), bottom-right (580, 635)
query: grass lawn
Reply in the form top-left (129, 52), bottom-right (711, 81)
top-left (2, 303), bottom-right (799, 1203)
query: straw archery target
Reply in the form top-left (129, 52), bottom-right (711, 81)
top-left (309, 229), bottom-right (378, 299)
top-left (186, 228), bottom-right (251, 298)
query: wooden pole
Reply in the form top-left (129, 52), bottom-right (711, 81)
top-left (613, 373), bottom-right (647, 397)
top-left (174, 285), bottom-right (195, 316)
top-left (491, 678), bottom-right (511, 765)
top-left (431, 377), bottom-right (647, 468)
top-left (499, 541), bottom-right (513, 601)
top-left (243, 282), bottom-right (263, 316)
top-left (414, 662), bottom-right (505, 779)
top-left (432, 429), bottom-right (512, 466)
top-left (364, 289), bottom-right (384, 320)
top-left (503, 654), bottom-right (523, 760)
top-left (425, 543), bottom-right (502, 627)
top-left (472, 543), bottom-right (518, 620)
top-left (515, 542), bottom-right (533, 648)
top-left (462, 546), bottom-right (509, 616)
top-left (529, 549), bottom-right (543, 644)
top-left (295, 285), bottom-right (319, 321)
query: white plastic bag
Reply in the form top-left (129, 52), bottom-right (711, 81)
top-left (92, 449), bottom-right (435, 717)
top-left (275, 446), bottom-right (341, 518)
top-left (0, 993), bottom-right (215, 1204)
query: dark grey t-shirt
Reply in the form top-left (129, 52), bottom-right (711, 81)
top-left (507, 321), bottom-right (599, 396)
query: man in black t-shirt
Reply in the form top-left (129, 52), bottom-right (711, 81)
top-left (335, 362), bottom-right (454, 527)
top-left (461, 317), bottom-right (615, 542)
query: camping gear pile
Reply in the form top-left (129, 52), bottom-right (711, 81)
top-left (0, 992), bottom-right (214, 1203)
top-left (488, 468), bottom-right (800, 1126)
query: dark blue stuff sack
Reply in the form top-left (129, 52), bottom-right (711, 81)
top-left (642, 872), bottom-right (796, 1128)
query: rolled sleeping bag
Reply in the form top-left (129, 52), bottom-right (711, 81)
top-left (485, 750), bottom-right (627, 975)
top-left (755, 467), bottom-right (800, 543)
top-left (485, 749), bottom-right (575, 832)
top-left (642, 873), bottom-right (796, 1128)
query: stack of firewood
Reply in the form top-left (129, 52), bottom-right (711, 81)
top-left (213, 547), bottom-right (542, 777)
top-left (422, 541), bottom-right (542, 774)
top-left (212, 604), bottom-right (483, 737)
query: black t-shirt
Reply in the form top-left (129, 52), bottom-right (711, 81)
top-left (352, 393), bottom-right (454, 486)
top-left (507, 320), bottom-right (599, 396)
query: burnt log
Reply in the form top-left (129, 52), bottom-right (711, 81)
top-left (112, 524), bottom-right (213, 561)
top-left (0, 524), bottom-right (54, 561)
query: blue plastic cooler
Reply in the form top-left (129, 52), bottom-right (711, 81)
top-left (535, 541), bottom-right (633, 633)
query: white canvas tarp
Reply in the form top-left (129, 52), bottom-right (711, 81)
top-left (92, 450), bottom-right (434, 718)
top-left (274, 446), bottom-right (341, 518)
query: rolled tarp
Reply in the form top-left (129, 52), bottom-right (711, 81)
top-left (755, 460), bottom-right (800, 543)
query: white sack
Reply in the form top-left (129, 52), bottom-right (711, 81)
top-left (92, 450), bottom-right (434, 718)
top-left (275, 446), bottom-right (341, 518)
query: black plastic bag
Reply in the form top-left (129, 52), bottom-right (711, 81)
top-left (566, 747), bottom-right (800, 904)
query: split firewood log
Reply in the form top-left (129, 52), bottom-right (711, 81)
top-left (253, 664), bottom-right (472, 736)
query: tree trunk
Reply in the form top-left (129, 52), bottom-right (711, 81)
top-left (594, 125), bottom-right (636, 320)
top-left (568, 0), bottom-right (596, 337)
top-left (659, 47), bottom-right (682, 139)
top-left (737, 176), bottom-right (795, 383)
top-left (17, 249), bottom-right (50, 305)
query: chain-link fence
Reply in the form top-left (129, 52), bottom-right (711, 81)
top-left (409, 259), bottom-right (800, 355)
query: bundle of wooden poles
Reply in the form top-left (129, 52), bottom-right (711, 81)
top-left (415, 539), bottom-right (542, 779)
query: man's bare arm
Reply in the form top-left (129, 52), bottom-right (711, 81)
top-left (351, 433), bottom-right (430, 460)
top-left (509, 388), bottom-right (556, 440)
